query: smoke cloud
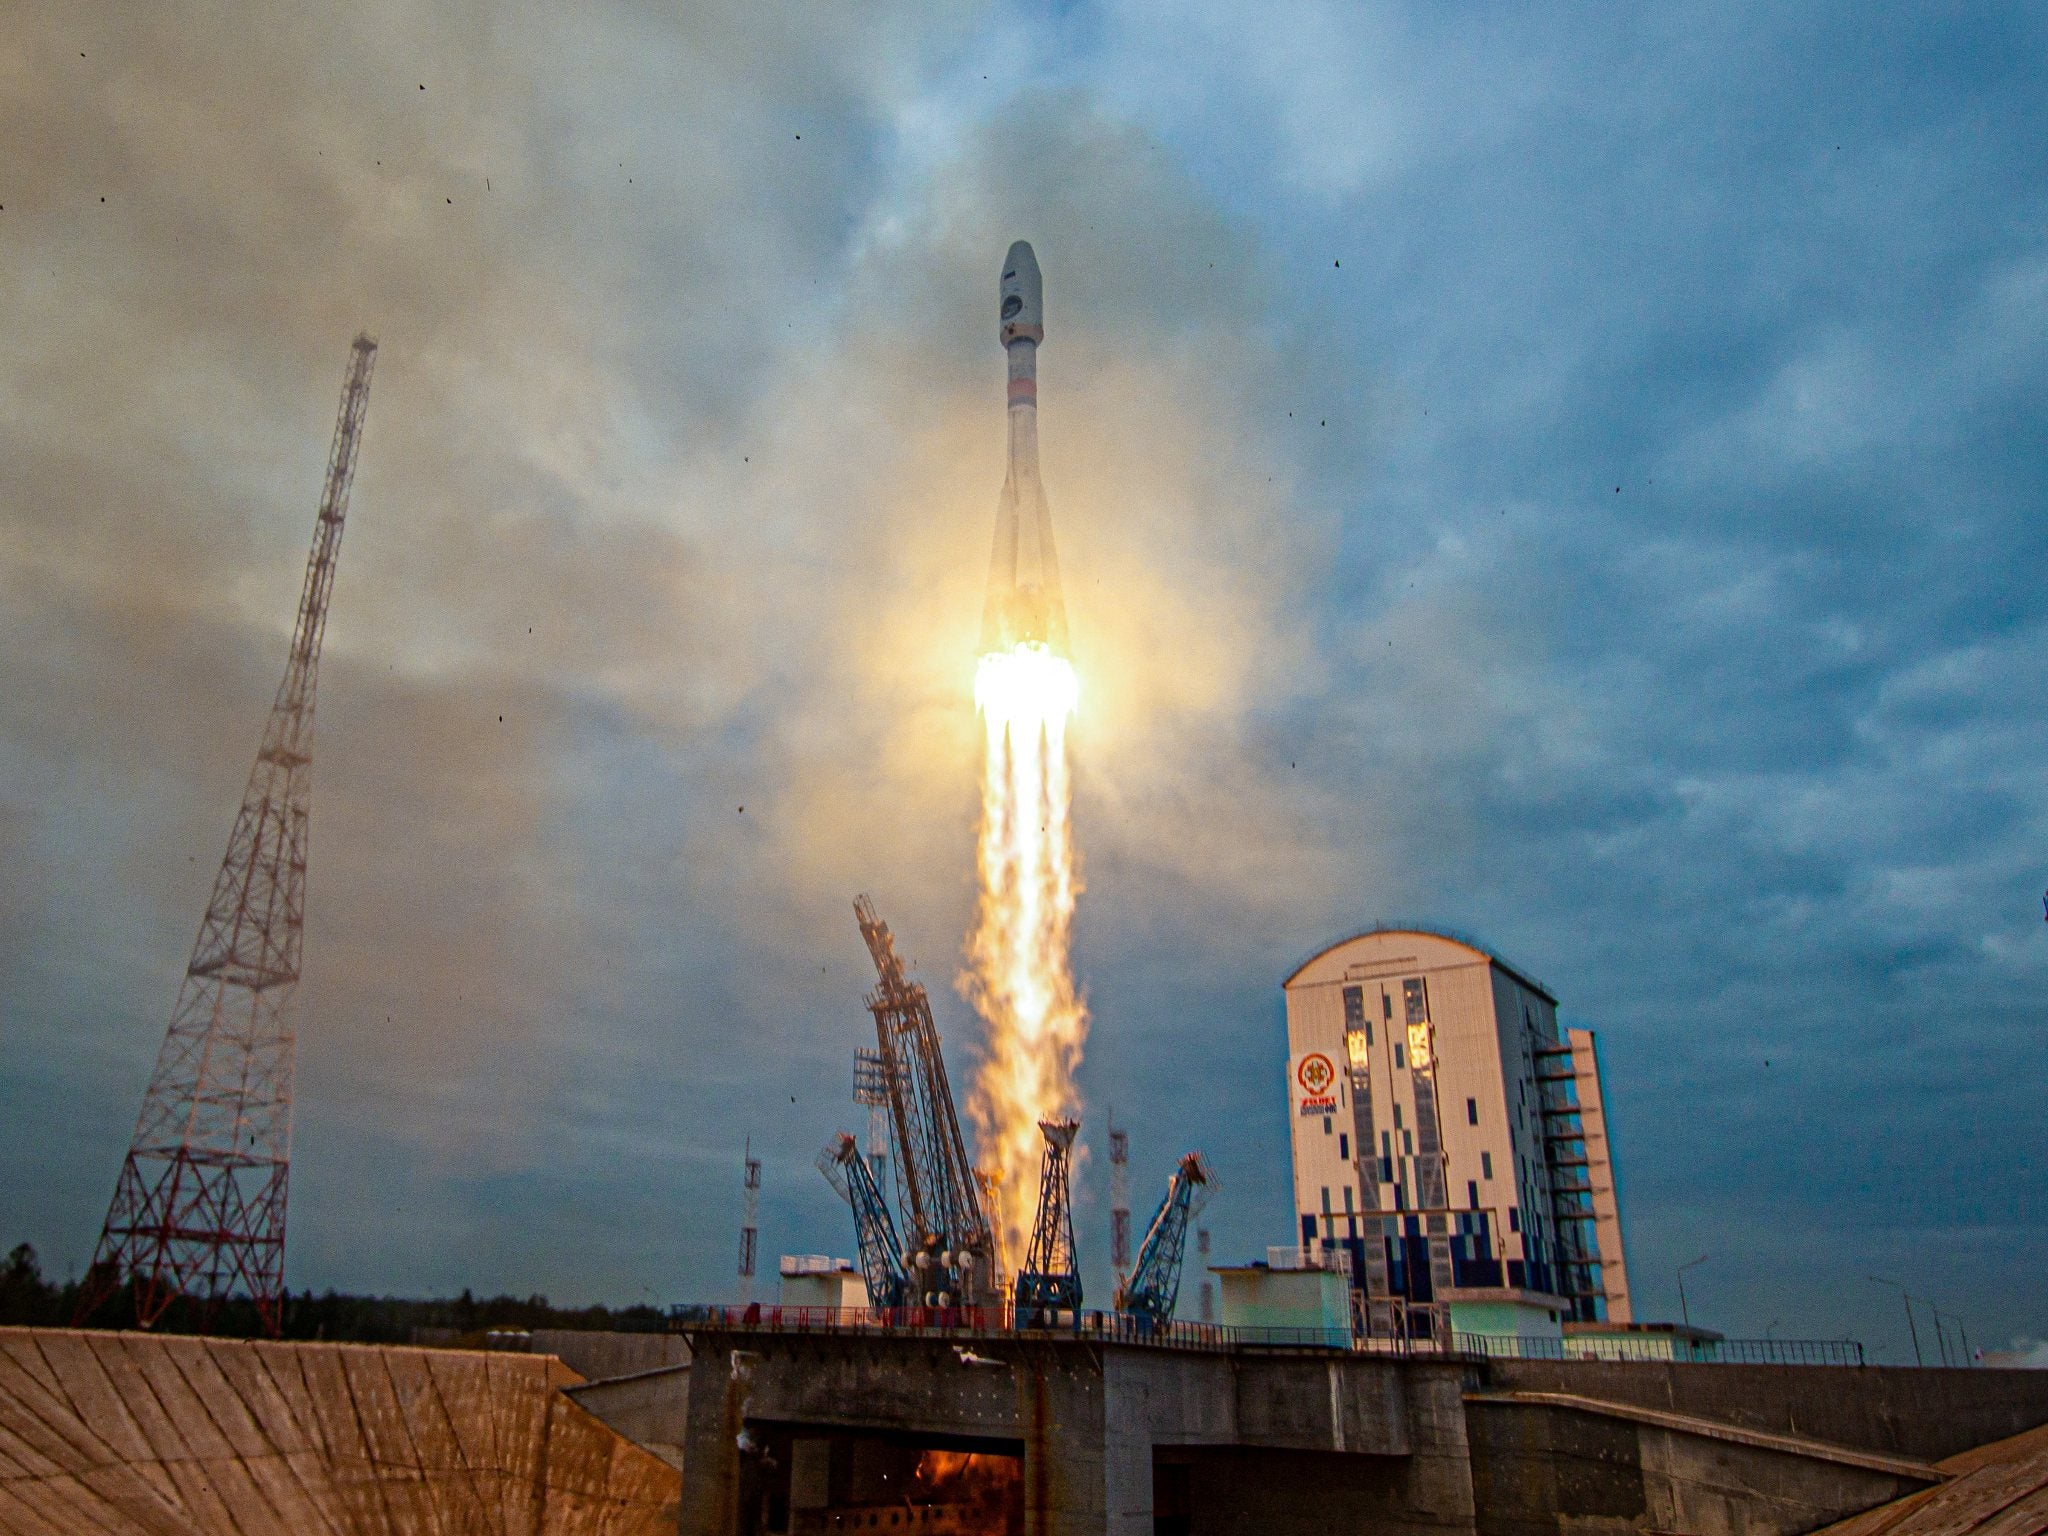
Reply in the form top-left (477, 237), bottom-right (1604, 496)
top-left (2, 2), bottom-right (2044, 1358)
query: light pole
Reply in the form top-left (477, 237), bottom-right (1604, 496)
top-left (1869, 1277), bottom-right (1923, 1367)
top-left (1933, 1305), bottom-right (1972, 1367)
top-left (1677, 1254), bottom-right (1709, 1331)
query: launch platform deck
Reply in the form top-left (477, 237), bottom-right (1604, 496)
top-left (667, 1317), bottom-right (2048, 1536)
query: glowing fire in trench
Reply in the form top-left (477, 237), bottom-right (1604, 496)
top-left (965, 641), bottom-right (1086, 1270)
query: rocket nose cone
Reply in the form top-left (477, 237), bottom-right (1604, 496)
top-left (1000, 240), bottom-right (1044, 344)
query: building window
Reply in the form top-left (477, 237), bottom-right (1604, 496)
top-left (1468, 1180), bottom-right (1480, 1209)
top-left (1343, 984), bottom-right (1364, 1028)
top-left (1379, 1156), bottom-right (1393, 1182)
top-left (1394, 1043), bottom-right (1406, 1070)
top-left (1339, 1133), bottom-right (1349, 1160)
top-left (1343, 1185), bottom-right (1354, 1213)
top-left (1466, 1097), bottom-right (1478, 1125)
top-left (1482, 1150), bottom-right (1494, 1179)
top-left (1509, 1207), bottom-right (1520, 1232)
top-left (1383, 991), bottom-right (1393, 1021)
top-left (1322, 1115), bottom-right (1331, 1136)
top-left (1380, 1131), bottom-right (1391, 1160)
top-left (1404, 977), bottom-right (1428, 1025)
top-left (1404, 1130), bottom-right (1413, 1156)
top-left (1321, 1187), bottom-right (1331, 1214)
top-left (1393, 1103), bottom-right (1403, 1130)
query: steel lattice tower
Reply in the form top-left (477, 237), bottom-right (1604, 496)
top-left (853, 895), bottom-right (996, 1305)
top-left (79, 334), bottom-right (377, 1336)
top-left (1012, 1118), bottom-right (1080, 1318)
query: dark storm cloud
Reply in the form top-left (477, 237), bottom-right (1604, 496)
top-left (2, 1), bottom-right (2042, 1355)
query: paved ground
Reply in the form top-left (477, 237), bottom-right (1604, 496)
top-left (1819, 1423), bottom-right (2048, 1536)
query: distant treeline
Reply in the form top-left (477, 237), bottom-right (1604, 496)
top-left (0, 1242), bottom-right (670, 1342)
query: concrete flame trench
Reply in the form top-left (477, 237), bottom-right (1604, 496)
top-left (668, 1324), bottom-right (2048, 1536)
top-left (686, 1327), bottom-right (1471, 1536)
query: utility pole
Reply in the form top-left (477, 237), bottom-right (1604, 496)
top-left (77, 335), bottom-right (376, 1337)
top-left (1676, 1253), bottom-right (1709, 1331)
top-left (1939, 1308), bottom-right (1974, 1366)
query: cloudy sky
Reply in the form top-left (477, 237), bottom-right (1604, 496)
top-left (3, 3), bottom-right (2044, 1361)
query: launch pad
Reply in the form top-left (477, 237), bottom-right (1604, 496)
top-left (678, 1315), bottom-right (1475, 1536)
top-left (650, 1317), bottom-right (2048, 1536)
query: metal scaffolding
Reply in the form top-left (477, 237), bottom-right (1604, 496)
top-left (1013, 1119), bottom-right (1081, 1320)
top-left (853, 896), bottom-right (996, 1305)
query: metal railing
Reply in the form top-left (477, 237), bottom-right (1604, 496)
top-left (671, 1303), bottom-right (1367, 1353)
top-left (1453, 1332), bottom-right (1866, 1366)
top-left (668, 1305), bottom-right (1864, 1365)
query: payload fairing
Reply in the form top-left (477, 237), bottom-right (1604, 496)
top-left (980, 240), bottom-right (1068, 656)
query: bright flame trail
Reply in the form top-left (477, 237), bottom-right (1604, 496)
top-left (966, 240), bottom-right (1088, 1273)
top-left (966, 642), bottom-right (1085, 1269)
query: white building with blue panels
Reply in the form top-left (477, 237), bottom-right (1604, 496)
top-left (1282, 927), bottom-right (1632, 1340)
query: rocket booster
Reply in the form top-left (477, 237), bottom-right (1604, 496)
top-left (980, 240), bottom-right (1068, 656)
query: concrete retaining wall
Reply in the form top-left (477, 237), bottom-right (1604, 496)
top-left (568, 1364), bottom-right (692, 1472)
top-left (532, 1328), bottom-right (691, 1383)
top-left (665, 1331), bottom-right (2048, 1536)
top-left (1466, 1397), bottom-right (1934, 1536)
top-left (1482, 1362), bottom-right (2048, 1462)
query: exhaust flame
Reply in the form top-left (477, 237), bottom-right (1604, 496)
top-left (965, 642), bottom-right (1086, 1269)
top-left (916, 1448), bottom-right (1022, 1531)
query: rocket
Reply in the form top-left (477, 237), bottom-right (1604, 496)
top-left (980, 240), bottom-right (1069, 656)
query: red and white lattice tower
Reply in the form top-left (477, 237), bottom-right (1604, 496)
top-left (739, 1137), bottom-right (762, 1294)
top-left (79, 334), bottom-right (377, 1336)
top-left (1109, 1111), bottom-right (1131, 1287)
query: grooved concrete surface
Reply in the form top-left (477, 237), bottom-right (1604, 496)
top-left (1819, 1423), bottom-right (2048, 1536)
top-left (0, 1327), bottom-right (681, 1535)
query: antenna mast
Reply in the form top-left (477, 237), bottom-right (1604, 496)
top-left (79, 334), bottom-right (377, 1336)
